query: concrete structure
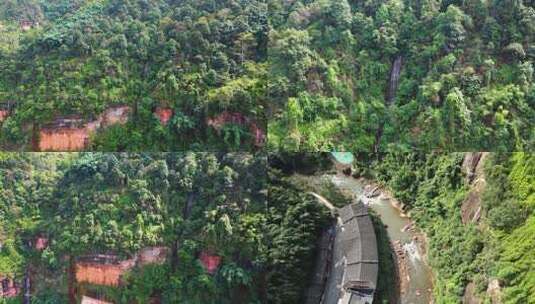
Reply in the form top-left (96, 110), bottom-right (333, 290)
top-left (305, 225), bottom-right (336, 304)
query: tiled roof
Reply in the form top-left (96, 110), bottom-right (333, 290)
top-left (338, 202), bottom-right (378, 295)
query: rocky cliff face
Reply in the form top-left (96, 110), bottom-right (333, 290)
top-left (37, 106), bottom-right (131, 151)
top-left (38, 127), bottom-right (91, 151)
top-left (206, 111), bottom-right (266, 147)
top-left (462, 282), bottom-right (481, 304)
top-left (461, 153), bottom-right (503, 304)
top-left (460, 152), bottom-right (488, 225)
top-left (461, 153), bottom-right (485, 184)
top-left (75, 246), bottom-right (169, 287)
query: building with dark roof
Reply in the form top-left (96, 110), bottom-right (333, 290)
top-left (338, 202), bottom-right (378, 304)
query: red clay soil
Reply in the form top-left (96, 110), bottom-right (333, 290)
top-left (199, 251), bottom-right (221, 274)
top-left (37, 106), bottom-right (131, 151)
top-left (75, 258), bottom-right (136, 287)
top-left (206, 111), bottom-right (266, 147)
top-left (38, 128), bottom-right (90, 151)
top-left (0, 277), bottom-right (19, 298)
top-left (0, 110), bottom-right (8, 122)
top-left (35, 237), bottom-right (48, 251)
top-left (154, 107), bottom-right (173, 125)
top-left (75, 247), bottom-right (168, 287)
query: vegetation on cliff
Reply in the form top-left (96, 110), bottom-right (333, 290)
top-left (371, 152), bottom-right (535, 303)
top-left (0, 0), bottom-right (267, 151)
top-left (268, 0), bottom-right (535, 151)
top-left (2, 153), bottom-right (268, 302)
top-left (0, 153), bottom-right (339, 303)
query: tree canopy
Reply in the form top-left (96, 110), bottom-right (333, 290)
top-left (0, 0), bottom-right (267, 151)
top-left (268, 0), bottom-right (535, 151)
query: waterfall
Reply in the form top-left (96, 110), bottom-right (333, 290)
top-left (374, 55), bottom-right (403, 153)
top-left (387, 56), bottom-right (403, 104)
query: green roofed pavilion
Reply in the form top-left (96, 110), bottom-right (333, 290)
top-left (331, 152), bottom-right (354, 165)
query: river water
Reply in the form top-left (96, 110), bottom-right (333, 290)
top-left (329, 174), bottom-right (434, 304)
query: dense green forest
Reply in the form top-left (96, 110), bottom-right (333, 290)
top-left (370, 152), bottom-right (535, 303)
top-left (0, 152), bottom-right (337, 303)
top-left (1, 152), bottom-right (535, 303)
top-left (268, 0), bottom-right (535, 151)
top-left (2, 0), bottom-right (534, 151)
top-left (0, 0), bottom-right (267, 151)
top-left (0, 0), bottom-right (534, 303)
top-left (268, 152), bottom-right (535, 303)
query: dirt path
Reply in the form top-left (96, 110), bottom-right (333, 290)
top-left (308, 192), bottom-right (336, 211)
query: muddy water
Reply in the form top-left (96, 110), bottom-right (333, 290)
top-left (330, 174), bottom-right (433, 304)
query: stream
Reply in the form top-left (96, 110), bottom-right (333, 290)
top-left (309, 174), bottom-right (433, 304)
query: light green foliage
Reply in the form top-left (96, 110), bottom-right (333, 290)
top-left (508, 153), bottom-right (535, 208)
top-left (268, 0), bottom-right (535, 151)
top-left (0, 153), bottom-right (65, 277)
top-left (497, 217), bottom-right (535, 304)
top-left (372, 152), bottom-right (535, 303)
top-left (0, 153), bottom-right (270, 303)
top-left (0, 0), bottom-right (267, 151)
top-left (0, 240), bottom-right (23, 275)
